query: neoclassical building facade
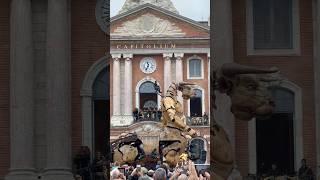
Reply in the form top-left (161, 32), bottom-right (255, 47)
top-left (108, 0), bottom-right (211, 163)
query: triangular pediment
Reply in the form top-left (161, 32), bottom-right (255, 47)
top-left (111, 4), bottom-right (209, 39)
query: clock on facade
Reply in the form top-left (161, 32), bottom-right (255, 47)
top-left (140, 57), bottom-right (157, 74)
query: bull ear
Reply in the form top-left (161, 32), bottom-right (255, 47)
top-left (221, 63), bottom-right (279, 77)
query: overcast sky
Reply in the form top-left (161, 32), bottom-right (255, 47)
top-left (111, 0), bottom-right (210, 21)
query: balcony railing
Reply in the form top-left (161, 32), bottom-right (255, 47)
top-left (186, 116), bottom-right (209, 126)
top-left (133, 111), bottom-right (209, 126)
top-left (133, 110), bottom-right (162, 123)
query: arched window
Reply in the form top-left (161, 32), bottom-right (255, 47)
top-left (256, 87), bottom-right (294, 175)
top-left (93, 68), bottom-right (109, 100)
top-left (139, 81), bottom-right (158, 109)
top-left (189, 138), bottom-right (207, 164)
top-left (188, 58), bottom-right (202, 78)
top-left (190, 89), bottom-right (203, 117)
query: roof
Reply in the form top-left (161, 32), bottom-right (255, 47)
top-left (111, 3), bottom-right (210, 31)
top-left (118, 0), bottom-right (179, 14)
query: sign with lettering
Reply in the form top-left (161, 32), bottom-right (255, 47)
top-left (113, 43), bottom-right (176, 50)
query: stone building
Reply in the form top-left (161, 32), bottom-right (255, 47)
top-left (0, 0), bottom-right (320, 179)
top-left (108, 0), bottom-right (211, 166)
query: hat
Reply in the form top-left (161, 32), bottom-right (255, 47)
top-left (141, 167), bottom-right (148, 174)
top-left (147, 169), bottom-right (154, 177)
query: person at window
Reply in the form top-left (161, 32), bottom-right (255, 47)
top-left (203, 112), bottom-right (208, 125)
top-left (138, 108), bottom-right (142, 120)
top-left (157, 108), bottom-right (162, 121)
top-left (143, 108), bottom-right (148, 120)
top-left (267, 164), bottom-right (280, 177)
top-left (133, 108), bottom-right (139, 122)
top-left (151, 107), bottom-right (156, 120)
top-left (298, 159), bottom-right (314, 180)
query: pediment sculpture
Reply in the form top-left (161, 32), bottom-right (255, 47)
top-left (111, 13), bottom-right (186, 37)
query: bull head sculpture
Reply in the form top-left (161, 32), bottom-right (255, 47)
top-left (214, 63), bottom-right (279, 121)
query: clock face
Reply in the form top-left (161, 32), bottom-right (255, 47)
top-left (140, 58), bottom-right (157, 74)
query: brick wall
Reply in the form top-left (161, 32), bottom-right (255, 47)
top-left (0, 0), bottom-right (10, 179)
top-left (71, 0), bottom-right (108, 155)
top-left (232, 0), bottom-right (316, 175)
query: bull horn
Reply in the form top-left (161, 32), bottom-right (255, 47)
top-left (178, 82), bottom-right (196, 86)
top-left (221, 63), bottom-right (279, 77)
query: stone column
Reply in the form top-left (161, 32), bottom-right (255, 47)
top-left (5, 0), bottom-right (37, 180)
top-left (110, 54), bottom-right (121, 126)
top-left (313, 0), bottom-right (320, 177)
top-left (43, 0), bottom-right (74, 179)
top-left (80, 91), bottom-right (93, 151)
top-left (123, 54), bottom-right (134, 125)
top-left (207, 53), bottom-right (210, 120)
top-left (163, 53), bottom-right (173, 92)
top-left (175, 53), bottom-right (184, 105)
top-left (211, 0), bottom-right (235, 167)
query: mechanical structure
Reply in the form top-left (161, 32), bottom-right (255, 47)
top-left (111, 81), bottom-right (205, 167)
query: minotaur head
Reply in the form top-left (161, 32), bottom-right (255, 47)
top-left (177, 82), bottom-right (196, 100)
top-left (215, 63), bottom-right (279, 121)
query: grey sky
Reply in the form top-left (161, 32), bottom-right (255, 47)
top-left (111, 0), bottom-right (210, 21)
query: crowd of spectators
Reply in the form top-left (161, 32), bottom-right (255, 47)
top-left (110, 160), bottom-right (210, 180)
top-left (133, 107), bottom-right (162, 122)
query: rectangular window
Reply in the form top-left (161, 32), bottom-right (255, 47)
top-left (253, 0), bottom-right (293, 49)
top-left (189, 59), bottom-right (202, 78)
top-left (247, 0), bottom-right (300, 55)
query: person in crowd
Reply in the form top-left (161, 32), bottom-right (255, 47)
top-left (177, 174), bottom-right (188, 180)
top-left (159, 164), bottom-right (169, 179)
top-left (147, 169), bottom-right (155, 178)
top-left (74, 174), bottom-right (83, 180)
top-left (169, 160), bottom-right (209, 180)
top-left (155, 161), bottom-right (161, 170)
top-left (141, 167), bottom-right (148, 176)
top-left (298, 159), bottom-right (314, 180)
top-left (227, 164), bottom-right (242, 180)
top-left (73, 146), bottom-right (91, 180)
top-left (111, 168), bottom-right (127, 180)
top-left (138, 175), bottom-right (152, 180)
top-left (92, 151), bottom-right (106, 180)
top-left (153, 168), bottom-right (167, 180)
top-left (129, 165), bottom-right (144, 180)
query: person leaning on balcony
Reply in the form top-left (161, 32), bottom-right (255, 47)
top-left (203, 112), bottom-right (208, 124)
top-left (133, 108), bottom-right (139, 122)
top-left (298, 159), bottom-right (314, 180)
